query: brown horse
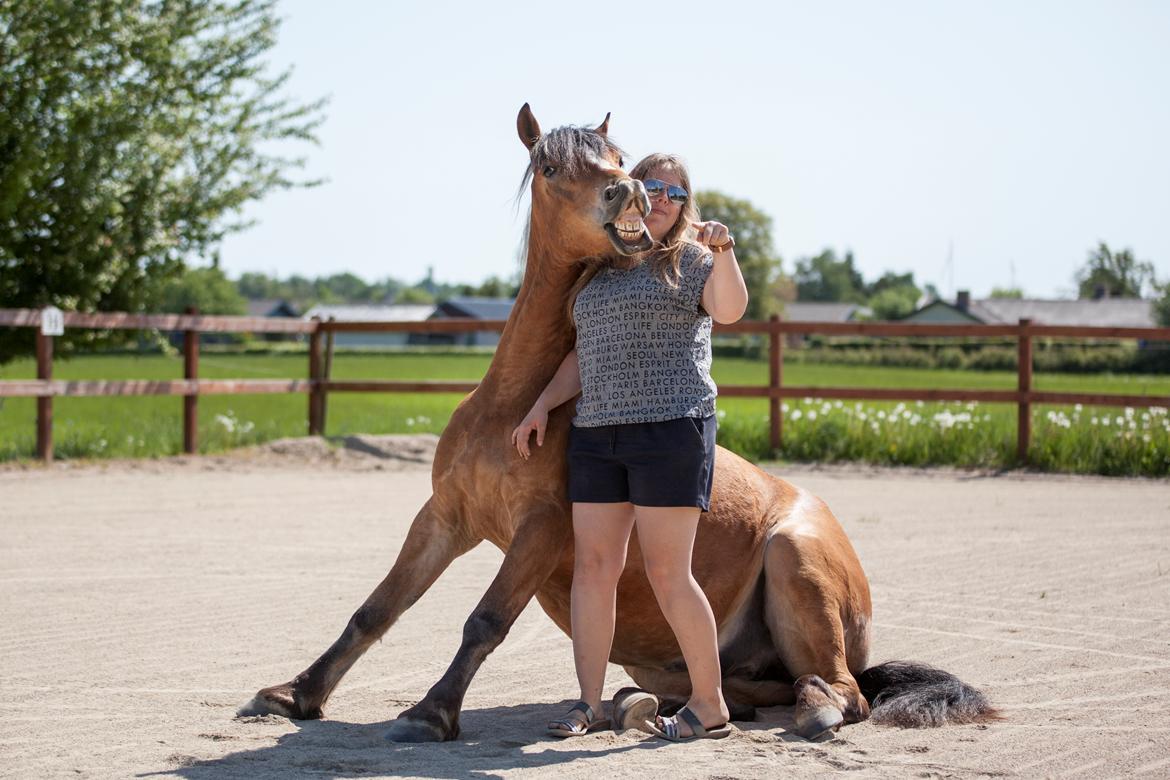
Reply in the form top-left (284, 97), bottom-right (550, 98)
top-left (239, 104), bottom-right (995, 741)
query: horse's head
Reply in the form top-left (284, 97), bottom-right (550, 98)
top-left (518, 103), bottom-right (652, 260)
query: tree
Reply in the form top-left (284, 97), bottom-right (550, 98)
top-left (1154, 283), bottom-right (1170, 328)
top-left (458, 274), bottom-right (520, 298)
top-left (0, 1), bottom-right (326, 363)
top-left (1075, 242), bottom-right (1154, 299)
top-left (159, 266), bottom-right (247, 315)
top-left (866, 270), bottom-right (916, 298)
top-left (695, 190), bottom-right (784, 320)
top-left (858, 270), bottom-right (920, 320)
top-left (990, 287), bottom-right (1024, 299)
top-left (397, 287), bottom-right (435, 304)
top-left (794, 249), bottom-right (866, 303)
top-left (867, 286), bottom-right (920, 320)
top-left (237, 272), bottom-right (280, 300)
top-left (318, 273), bottom-right (372, 302)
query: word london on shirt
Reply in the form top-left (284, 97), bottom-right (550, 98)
top-left (572, 244), bottom-right (717, 427)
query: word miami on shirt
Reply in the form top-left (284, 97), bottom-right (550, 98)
top-left (572, 243), bottom-right (717, 427)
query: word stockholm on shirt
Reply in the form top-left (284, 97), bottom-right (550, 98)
top-left (572, 243), bottom-right (718, 427)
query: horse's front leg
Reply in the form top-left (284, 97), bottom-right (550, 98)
top-left (386, 507), bottom-right (571, 742)
top-left (238, 496), bottom-right (478, 719)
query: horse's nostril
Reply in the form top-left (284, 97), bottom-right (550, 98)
top-left (604, 186), bottom-right (618, 202)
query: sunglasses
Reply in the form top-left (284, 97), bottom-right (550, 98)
top-left (642, 178), bottom-right (689, 204)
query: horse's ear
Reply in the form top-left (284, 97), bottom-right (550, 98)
top-left (517, 103), bottom-right (541, 151)
top-left (595, 112), bottom-right (611, 137)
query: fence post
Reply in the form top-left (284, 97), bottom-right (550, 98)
top-left (183, 307), bottom-right (199, 454)
top-left (321, 317), bottom-right (336, 433)
top-left (36, 327), bottom-right (53, 462)
top-left (1017, 318), bottom-right (1033, 463)
top-left (769, 313), bottom-right (783, 454)
top-left (308, 317), bottom-right (323, 436)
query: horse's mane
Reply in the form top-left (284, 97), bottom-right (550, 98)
top-left (513, 124), bottom-right (626, 278)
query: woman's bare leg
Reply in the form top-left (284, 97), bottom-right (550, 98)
top-left (635, 505), bottom-right (729, 735)
top-left (564, 501), bottom-right (635, 719)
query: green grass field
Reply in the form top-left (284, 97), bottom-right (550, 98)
top-left (2, 352), bottom-right (1168, 475)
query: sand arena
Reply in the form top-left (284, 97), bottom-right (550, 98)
top-left (2, 435), bottom-right (1168, 778)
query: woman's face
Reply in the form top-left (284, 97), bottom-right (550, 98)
top-left (641, 167), bottom-right (685, 243)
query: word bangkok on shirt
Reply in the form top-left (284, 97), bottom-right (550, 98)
top-left (572, 243), bottom-right (718, 427)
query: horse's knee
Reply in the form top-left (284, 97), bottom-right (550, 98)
top-left (461, 609), bottom-right (508, 652)
top-left (350, 603), bottom-right (390, 639)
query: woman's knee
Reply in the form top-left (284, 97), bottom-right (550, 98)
top-left (642, 558), bottom-right (695, 596)
top-left (573, 544), bottom-right (626, 586)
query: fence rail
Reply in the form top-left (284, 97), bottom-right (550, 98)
top-left (2, 307), bottom-right (1168, 463)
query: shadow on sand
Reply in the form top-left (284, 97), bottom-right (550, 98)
top-left (137, 700), bottom-right (814, 779)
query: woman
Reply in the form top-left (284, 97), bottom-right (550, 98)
top-left (511, 153), bottom-right (749, 742)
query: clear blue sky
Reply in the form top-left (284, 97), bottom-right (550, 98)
top-left (217, 0), bottom-right (1170, 300)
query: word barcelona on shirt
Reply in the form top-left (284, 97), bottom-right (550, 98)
top-left (573, 243), bottom-right (718, 427)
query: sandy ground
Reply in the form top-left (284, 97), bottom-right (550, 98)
top-left (2, 436), bottom-right (1169, 779)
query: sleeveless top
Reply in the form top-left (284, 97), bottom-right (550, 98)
top-left (572, 243), bottom-right (718, 427)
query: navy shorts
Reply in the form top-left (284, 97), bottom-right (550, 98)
top-left (567, 414), bottom-right (717, 511)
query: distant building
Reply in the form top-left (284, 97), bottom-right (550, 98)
top-left (780, 302), bottom-right (872, 346)
top-left (302, 303), bottom-right (438, 347)
top-left (427, 297), bottom-right (516, 347)
top-left (902, 290), bottom-right (1156, 328)
top-left (246, 298), bottom-right (301, 341)
top-left (246, 299), bottom-right (300, 319)
top-left (782, 302), bottom-right (871, 323)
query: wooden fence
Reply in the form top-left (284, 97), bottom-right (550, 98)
top-left (2, 307), bottom-right (1168, 463)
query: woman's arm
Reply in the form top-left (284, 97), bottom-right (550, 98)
top-left (511, 348), bottom-right (580, 459)
top-left (692, 221), bottom-right (749, 323)
top-left (535, 347), bottom-right (581, 412)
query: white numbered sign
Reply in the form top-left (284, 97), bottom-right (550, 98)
top-left (41, 306), bottom-right (64, 336)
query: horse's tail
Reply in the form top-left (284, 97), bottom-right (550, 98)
top-left (856, 661), bottom-right (1000, 728)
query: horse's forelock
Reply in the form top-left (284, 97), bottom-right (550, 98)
top-left (516, 125), bottom-right (625, 201)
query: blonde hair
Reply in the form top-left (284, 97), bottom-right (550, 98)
top-left (565, 153), bottom-right (704, 328)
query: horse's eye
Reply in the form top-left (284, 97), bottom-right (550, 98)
top-left (618, 157), bottom-right (625, 168)
top-left (543, 165), bottom-right (557, 178)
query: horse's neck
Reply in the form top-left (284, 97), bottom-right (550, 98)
top-left (475, 240), bottom-right (579, 412)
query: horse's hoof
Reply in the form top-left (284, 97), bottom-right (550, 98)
top-left (795, 706), bottom-right (844, 739)
top-left (612, 689), bottom-right (659, 732)
top-left (385, 716), bottom-right (450, 743)
top-left (236, 684), bottom-right (320, 720)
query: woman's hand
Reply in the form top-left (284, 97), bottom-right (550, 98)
top-left (691, 220), bottom-right (730, 249)
top-left (511, 403), bottom-right (548, 460)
